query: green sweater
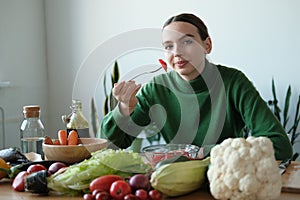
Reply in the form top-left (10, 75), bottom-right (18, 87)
top-left (101, 61), bottom-right (293, 160)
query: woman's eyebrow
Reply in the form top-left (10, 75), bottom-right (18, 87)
top-left (162, 33), bottom-right (196, 45)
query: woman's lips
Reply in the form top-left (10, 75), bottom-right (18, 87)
top-left (175, 60), bottom-right (189, 68)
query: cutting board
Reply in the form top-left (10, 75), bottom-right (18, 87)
top-left (281, 161), bottom-right (300, 193)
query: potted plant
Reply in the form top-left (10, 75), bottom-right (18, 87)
top-left (268, 78), bottom-right (300, 160)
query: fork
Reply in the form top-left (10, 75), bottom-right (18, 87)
top-left (129, 66), bottom-right (163, 81)
top-left (129, 59), bottom-right (167, 81)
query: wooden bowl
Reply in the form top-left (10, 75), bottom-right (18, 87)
top-left (42, 138), bottom-right (108, 164)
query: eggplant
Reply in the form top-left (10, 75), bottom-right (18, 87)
top-left (0, 147), bottom-right (30, 165)
top-left (8, 160), bottom-right (68, 179)
top-left (25, 170), bottom-right (49, 194)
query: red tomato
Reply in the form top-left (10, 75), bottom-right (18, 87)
top-left (95, 191), bottom-right (110, 200)
top-left (12, 171), bottom-right (29, 192)
top-left (110, 180), bottom-right (132, 200)
top-left (149, 189), bottom-right (162, 200)
top-left (83, 194), bottom-right (94, 200)
top-left (26, 164), bottom-right (47, 174)
top-left (135, 189), bottom-right (148, 200)
top-left (92, 189), bottom-right (105, 197)
top-left (124, 194), bottom-right (140, 200)
top-left (90, 174), bottom-right (123, 192)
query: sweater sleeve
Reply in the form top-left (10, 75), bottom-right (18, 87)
top-left (100, 106), bottom-right (137, 148)
top-left (230, 70), bottom-right (293, 160)
top-left (100, 86), bottom-right (153, 149)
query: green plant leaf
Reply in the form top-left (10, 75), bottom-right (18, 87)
top-left (103, 73), bottom-right (108, 97)
top-left (91, 98), bottom-right (99, 136)
top-left (109, 92), bottom-right (118, 111)
top-left (271, 78), bottom-right (281, 122)
top-left (112, 61), bottom-right (120, 84)
top-left (103, 96), bottom-right (109, 115)
top-left (283, 85), bottom-right (291, 128)
top-left (292, 152), bottom-right (299, 161)
top-left (290, 95), bottom-right (300, 144)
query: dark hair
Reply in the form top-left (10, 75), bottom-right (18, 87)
top-left (163, 13), bottom-right (209, 41)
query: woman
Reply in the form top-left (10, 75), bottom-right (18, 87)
top-left (100, 13), bottom-right (293, 160)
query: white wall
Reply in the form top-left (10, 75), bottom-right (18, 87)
top-left (0, 0), bottom-right (48, 148)
top-left (45, 0), bottom-right (300, 146)
top-left (1, 0), bottom-right (300, 155)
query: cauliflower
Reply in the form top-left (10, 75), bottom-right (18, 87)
top-left (207, 137), bottom-right (282, 200)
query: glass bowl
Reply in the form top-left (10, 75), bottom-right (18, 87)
top-left (142, 144), bottom-right (200, 167)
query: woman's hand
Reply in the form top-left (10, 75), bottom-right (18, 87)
top-left (197, 147), bottom-right (204, 159)
top-left (112, 81), bottom-right (142, 116)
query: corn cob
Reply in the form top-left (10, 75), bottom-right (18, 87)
top-left (150, 157), bottom-right (210, 197)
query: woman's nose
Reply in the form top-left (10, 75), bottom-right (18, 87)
top-left (173, 45), bottom-right (183, 57)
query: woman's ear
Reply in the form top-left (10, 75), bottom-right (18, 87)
top-left (204, 37), bottom-right (212, 54)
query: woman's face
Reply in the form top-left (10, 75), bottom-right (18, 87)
top-left (162, 21), bottom-right (212, 81)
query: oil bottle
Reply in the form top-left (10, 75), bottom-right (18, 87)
top-left (62, 99), bottom-right (90, 138)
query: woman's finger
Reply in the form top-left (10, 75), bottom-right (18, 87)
top-left (122, 82), bottom-right (139, 102)
top-left (112, 81), bottom-right (125, 96)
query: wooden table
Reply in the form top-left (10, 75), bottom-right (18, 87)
top-left (1, 179), bottom-right (299, 200)
top-left (1, 161), bottom-right (300, 200)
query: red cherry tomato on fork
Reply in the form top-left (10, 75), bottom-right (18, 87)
top-left (110, 180), bottom-right (132, 200)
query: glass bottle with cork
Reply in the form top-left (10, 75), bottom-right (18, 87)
top-left (62, 99), bottom-right (90, 138)
top-left (20, 105), bottom-right (45, 157)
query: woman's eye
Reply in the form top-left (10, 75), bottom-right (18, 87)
top-left (164, 44), bottom-right (173, 51)
top-left (183, 39), bottom-right (193, 45)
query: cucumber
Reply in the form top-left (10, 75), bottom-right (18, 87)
top-left (155, 155), bottom-right (190, 169)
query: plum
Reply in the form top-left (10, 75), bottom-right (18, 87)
top-left (48, 162), bottom-right (67, 175)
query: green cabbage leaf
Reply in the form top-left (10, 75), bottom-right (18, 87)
top-left (47, 149), bottom-right (151, 196)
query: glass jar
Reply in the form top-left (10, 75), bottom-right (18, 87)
top-left (20, 105), bottom-right (45, 157)
top-left (66, 99), bottom-right (89, 138)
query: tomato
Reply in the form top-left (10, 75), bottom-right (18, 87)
top-left (12, 171), bottom-right (29, 192)
top-left (90, 174), bottom-right (123, 192)
top-left (92, 189), bottom-right (105, 197)
top-left (149, 189), bottom-right (162, 200)
top-left (124, 194), bottom-right (139, 200)
top-left (135, 189), bottom-right (148, 200)
top-left (95, 191), bottom-right (110, 200)
top-left (26, 164), bottom-right (47, 174)
top-left (110, 180), bottom-right (132, 200)
top-left (83, 194), bottom-right (94, 200)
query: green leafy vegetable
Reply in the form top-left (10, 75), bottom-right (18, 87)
top-left (47, 149), bottom-right (151, 196)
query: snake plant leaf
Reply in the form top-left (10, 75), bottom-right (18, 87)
top-left (91, 98), bottom-right (99, 137)
top-left (283, 85), bottom-right (291, 128)
top-left (103, 73), bottom-right (108, 97)
top-left (290, 95), bottom-right (300, 145)
top-left (293, 152), bottom-right (299, 161)
top-left (268, 80), bottom-right (300, 161)
top-left (111, 61), bottom-right (120, 84)
top-left (103, 96), bottom-right (109, 115)
top-left (109, 92), bottom-right (118, 111)
top-left (271, 79), bottom-right (281, 122)
top-left (103, 61), bottom-right (120, 115)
